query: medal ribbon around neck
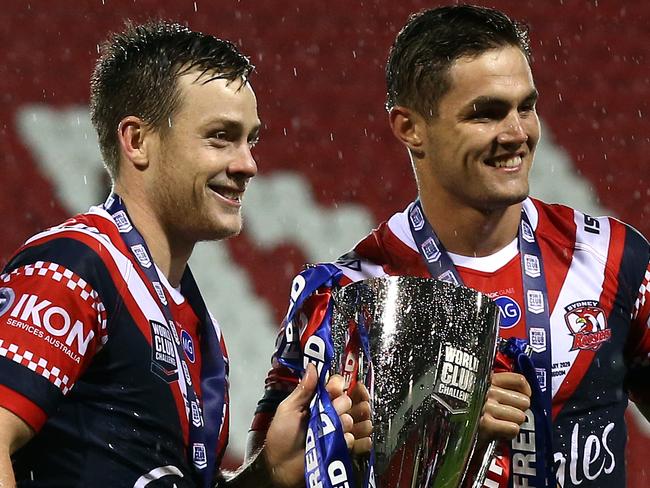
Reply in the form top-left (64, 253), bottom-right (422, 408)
top-left (275, 263), bottom-right (376, 488)
top-left (103, 194), bottom-right (226, 487)
top-left (407, 199), bottom-right (554, 487)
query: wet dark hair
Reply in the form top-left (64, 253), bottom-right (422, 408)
top-left (386, 4), bottom-right (531, 118)
top-left (90, 20), bottom-right (254, 178)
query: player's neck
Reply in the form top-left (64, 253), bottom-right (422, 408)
top-left (419, 195), bottom-right (522, 258)
top-left (114, 187), bottom-right (193, 288)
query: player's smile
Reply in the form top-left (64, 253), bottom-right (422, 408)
top-left (207, 182), bottom-right (245, 207)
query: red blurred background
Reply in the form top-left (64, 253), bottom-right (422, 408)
top-left (1, 0), bottom-right (648, 484)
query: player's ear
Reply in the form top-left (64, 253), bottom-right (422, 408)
top-left (117, 116), bottom-right (154, 170)
top-left (389, 106), bottom-right (426, 157)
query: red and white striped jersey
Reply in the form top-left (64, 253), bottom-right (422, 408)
top-left (254, 197), bottom-right (650, 488)
top-left (0, 205), bottom-right (230, 487)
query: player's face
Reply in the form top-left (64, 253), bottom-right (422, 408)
top-left (419, 46), bottom-right (540, 211)
top-left (149, 72), bottom-right (260, 243)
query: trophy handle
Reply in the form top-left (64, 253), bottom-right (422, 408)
top-left (462, 334), bottom-right (509, 488)
top-left (463, 440), bottom-right (497, 488)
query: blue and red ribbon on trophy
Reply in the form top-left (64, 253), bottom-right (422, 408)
top-left (276, 264), bottom-right (376, 488)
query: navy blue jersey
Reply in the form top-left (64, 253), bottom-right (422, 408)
top-left (0, 207), bottom-right (229, 487)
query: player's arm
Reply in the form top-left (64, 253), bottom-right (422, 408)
top-left (625, 248), bottom-right (650, 421)
top-left (228, 365), bottom-right (320, 488)
top-left (0, 240), bottom-right (109, 482)
top-left (0, 406), bottom-right (34, 488)
top-left (244, 429), bottom-right (267, 464)
top-left (245, 358), bottom-right (299, 461)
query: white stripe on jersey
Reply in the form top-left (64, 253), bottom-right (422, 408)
top-left (387, 203), bottom-right (418, 253)
top-left (550, 210), bottom-right (611, 396)
top-left (25, 225), bottom-right (169, 326)
top-left (633, 267), bottom-right (650, 323)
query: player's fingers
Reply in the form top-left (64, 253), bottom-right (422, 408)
top-left (349, 399), bottom-right (371, 422)
top-left (339, 412), bottom-right (354, 434)
top-left (352, 436), bottom-right (373, 456)
top-left (479, 413), bottom-right (521, 441)
top-left (483, 398), bottom-right (527, 425)
top-left (332, 393), bottom-right (352, 417)
top-left (352, 419), bottom-right (373, 439)
top-left (344, 432), bottom-right (355, 451)
top-left (490, 372), bottom-right (532, 397)
top-left (326, 374), bottom-right (346, 399)
top-left (485, 385), bottom-right (531, 412)
top-left (349, 382), bottom-right (370, 404)
top-left (280, 363), bottom-right (317, 411)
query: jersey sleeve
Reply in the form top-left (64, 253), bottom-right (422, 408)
top-left (619, 220), bottom-right (650, 405)
top-left (626, 256), bottom-right (650, 405)
top-left (250, 288), bottom-right (332, 434)
top-left (0, 259), bottom-right (107, 431)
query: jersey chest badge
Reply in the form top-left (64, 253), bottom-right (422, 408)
top-left (149, 319), bottom-right (179, 382)
top-left (494, 295), bottom-right (521, 329)
top-left (564, 300), bottom-right (611, 352)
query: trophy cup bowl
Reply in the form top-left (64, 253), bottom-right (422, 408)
top-left (330, 276), bottom-right (500, 487)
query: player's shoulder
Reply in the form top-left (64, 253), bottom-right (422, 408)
top-left (530, 197), bottom-right (646, 248)
top-left (317, 204), bottom-right (425, 284)
top-left (330, 252), bottom-right (380, 285)
top-left (610, 217), bottom-right (650, 254)
top-left (331, 226), bottom-right (394, 284)
top-left (528, 197), bottom-right (588, 238)
top-left (3, 206), bottom-right (131, 296)
top-left (530, 197), bottom-right (649, 290)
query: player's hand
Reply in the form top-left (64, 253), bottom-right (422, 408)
top-left (325, 375), bottom-right (373, 456)
top-left (263, 363), bottom-right (319, 488)
top-left (262, 366), bottom-right (374, 487)
top-left (478, 372), bottom-right (531, 445)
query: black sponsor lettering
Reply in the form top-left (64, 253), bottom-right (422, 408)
top-left (583, 215), bottom-right (601, 234)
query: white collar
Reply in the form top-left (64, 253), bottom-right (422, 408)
top-left (154, 264), bottom-right (185, 305)
top-left (448, 237), bottom-right (519, 273)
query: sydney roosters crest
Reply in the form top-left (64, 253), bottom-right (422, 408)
top-left (564, 300), bottom-right (611, 351)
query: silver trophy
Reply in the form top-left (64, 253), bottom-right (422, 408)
top-left (330, 276), bottom-right (499, 487)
